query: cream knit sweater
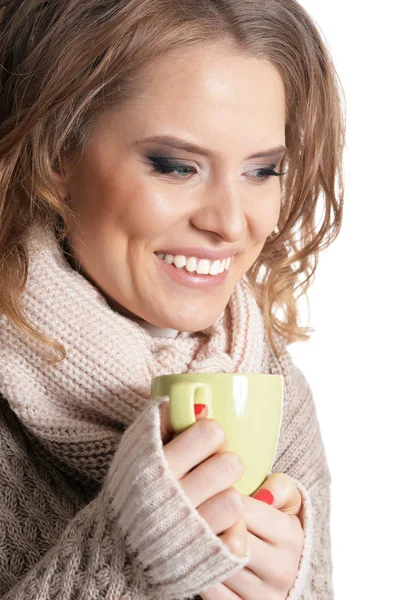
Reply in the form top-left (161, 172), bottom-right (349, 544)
top-left (0, 224), bottom-right (334, 599)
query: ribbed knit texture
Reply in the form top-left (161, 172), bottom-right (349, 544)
top-left (0, 222), bottom-right (333, 599)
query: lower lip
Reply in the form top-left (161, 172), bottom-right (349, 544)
top-left (154, 254), bottom-right (229, 289)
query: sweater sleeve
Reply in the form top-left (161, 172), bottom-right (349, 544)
top-left (0, 396), bottom-right (249, 600)
top-left (271, 348), bottom-right (334, 600)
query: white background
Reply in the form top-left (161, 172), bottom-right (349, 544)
top-left (291, 2), bottom-right (398, 597)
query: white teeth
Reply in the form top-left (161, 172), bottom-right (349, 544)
top-left (173, 255), bottom-right (186, 269)
top-left (157, 252), bottom-right (232, 275)
top-left (196, 259), bottom-right (211, 275)
top-left (209, 260), bottom-right (221, 275)
top-left (186, 257), bottom-right (198, 272)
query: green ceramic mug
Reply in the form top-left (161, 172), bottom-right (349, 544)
top-left (151, 373), bottom-right (283, 496)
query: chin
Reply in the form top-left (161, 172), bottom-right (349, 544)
top-left (157, 309), bottom-right (224, 333)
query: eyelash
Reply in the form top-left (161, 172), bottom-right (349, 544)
top-left (147, 156), bottom-right (287, 182)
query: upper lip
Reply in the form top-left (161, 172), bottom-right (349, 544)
top-left (155, 248), bottom-right (240, 260)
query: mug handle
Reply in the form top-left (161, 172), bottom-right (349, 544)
top-left (169, 381), bottom-right (213, 434)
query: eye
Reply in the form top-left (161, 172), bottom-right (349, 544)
top-left (147, 157), bottom-right (196, 178)
top-left (247, 166), bottom-right (286, 182)
top-left (146, 156), bottom-right (287, 182)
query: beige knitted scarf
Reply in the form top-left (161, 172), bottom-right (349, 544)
top-left (0, 223), bottom-right (287, 487)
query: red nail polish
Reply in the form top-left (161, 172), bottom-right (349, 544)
top-left (253, 489), bottom-right (274, 505)
top-left (194, 403), bottom-right (206, 416)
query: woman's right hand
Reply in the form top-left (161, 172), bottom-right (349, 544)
top-left (159, 400), bottom-right (248, 559)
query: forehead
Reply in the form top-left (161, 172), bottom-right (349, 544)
top-left (111, 45), bottom-right (286, 154)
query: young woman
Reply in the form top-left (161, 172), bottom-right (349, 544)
top-left (0, 1), bottom-right (345, 599)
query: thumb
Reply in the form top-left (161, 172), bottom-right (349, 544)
top-left (252, 473), bottom-right (302, 516)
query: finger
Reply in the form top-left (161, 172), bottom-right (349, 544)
top-left (253, 473), bottom-right (302, 515)
top-left (244, 530), bottom-right (301, 585)
top-left (163, 418), bottom-right (229, 480)
top-left (218, 517), bottom-right (248, 559)
top-left (179, 450), bottom-right (244, 507)
top-left (179, 451), bottom-right (245, 508)
top-left (196, 488), bottom-right (245, 535)
top-left (242, 495), bottom-right (303, 545)
top-left (200, 582), bottom-right (241, 600)
top-left (194, 403), bottom-right (209, 420)
top-left (159, 399), bottom-right (209, 444)
top-left (223, 566), bottom-right (266, 600)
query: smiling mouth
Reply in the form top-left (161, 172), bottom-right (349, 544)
top-left (154, 252), bottom-right (232, 276)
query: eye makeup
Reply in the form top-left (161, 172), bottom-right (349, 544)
top-left (147, 156), bottom-right (196, 177)
top-left (145, 154), bottom-right (287, 181)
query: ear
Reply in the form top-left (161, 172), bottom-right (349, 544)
top-left (49, 155), bottom-right (72, 200)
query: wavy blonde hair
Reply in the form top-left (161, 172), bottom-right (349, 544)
top-left (0, 0), bottom-right (345, 364)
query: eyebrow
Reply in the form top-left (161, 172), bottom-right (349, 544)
top-left (136, 135), bottom-right (287, 160)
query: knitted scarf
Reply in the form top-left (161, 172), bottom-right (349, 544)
top-left (0, 222), bottom-right (287, 487)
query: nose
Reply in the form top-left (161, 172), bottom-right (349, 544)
top-left (190, 181), bottom-right (246, 243)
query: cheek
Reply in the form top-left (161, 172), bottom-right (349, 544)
top-left (248, 190), bottom-right (281, 242)
top-left (66, 146), bottom-right (180, 239)
top-left (113, 182), bottom-right (187, 239)
top-left (71, 167), bottom-right (182, 240)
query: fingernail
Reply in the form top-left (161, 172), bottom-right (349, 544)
top-left (194, 403), bottom-right (207, 416)
top-left (253, 489), bottom-right (274, 505)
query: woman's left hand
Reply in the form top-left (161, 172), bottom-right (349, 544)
top-left (199, 473), bottom-right (305, 600)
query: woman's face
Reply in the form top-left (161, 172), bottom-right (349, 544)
top-left (60, 44), bottom-right (286, 332)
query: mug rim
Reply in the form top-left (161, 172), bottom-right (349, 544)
top-left (152, 372), bottom-right (283, 381)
